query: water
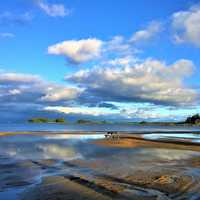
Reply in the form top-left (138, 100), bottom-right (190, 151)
top-left (0, 134), bottom-right (105, 161)
top-left (143, 133), bottom-right (200, 143)
top-left (1, 123), bottom-right (200, 132)
top-left (0, 133), bottom-right (200, 199)
top-left (0, 134), bottom-right (108, 199)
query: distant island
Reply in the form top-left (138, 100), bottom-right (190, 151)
top-left (27, 118), bottom-right (110, 124)
top-left (28, 114), bottom-right (200, 126)
top-left (76, 119), bottom-right (111, 124)
top-left (28, 118), bottom-right (66, 123)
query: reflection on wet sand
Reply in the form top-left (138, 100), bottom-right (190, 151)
top-left (0, 133), bottom-right (200, 200)
top-left (44, 134), bottom-right (104, 140)
top-left (37, 144), bottom-right (82, 160)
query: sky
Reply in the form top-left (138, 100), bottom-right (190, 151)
top-left (1, 0), bottom-right (200, 122)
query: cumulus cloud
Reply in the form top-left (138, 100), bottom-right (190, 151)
top-left (106, 36), bottom-right (132, 54)
top-left (66, 59), bottom-right (197, 106)
top-left (172, 4), bottom-right (200, 47)
top-left (104, 56), bottom-right (139, 67)
top-left (44, 106), bottom-right (118, 116)
top-left (8, 89), bottom-right (21, 95)
top-left (130, 21), bottom-right (162, 43)
top-left (36, 0), bottom-right (71, 17)
top-left (48, 38), bottom-right (103, 64)
top-left (47, 36), bottom-right (140, 65)
top-left (41, 86), bottom-right (81, 102)
top-left (0, 72), bottom-right (41, 84)
top-left (0, 67), bottom-right (198, 122)
top-left (120, 106), bottom-right (184, 121)
top-left (0, 71), bottom-right (81, 122)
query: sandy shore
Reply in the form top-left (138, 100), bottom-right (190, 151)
top-left (93, 135), bottom-right (200, 151)
top-left (18, 156), bottom-right (200, 200)
top-left (1, 132), bottom-right (200, 199)
top-left (0, 132), bottom-right (35, 136)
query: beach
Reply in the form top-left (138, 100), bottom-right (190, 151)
top-left (93, 134), bottom-right (200, 151)
top-left (0, 131), bottom-right (200, 200)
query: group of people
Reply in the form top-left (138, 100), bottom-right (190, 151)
top-left (105, 131), bottom-right (120, 139)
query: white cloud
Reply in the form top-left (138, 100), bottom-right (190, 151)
top-left (0, 32), bottom-right (15, 38)
top-left (8, 89), bottom-right (21, 95)
top-left (130, 21), bottom-right (162, 43)
top-left (120, 108), bottom-right (164, 120)
top-left (41, 86), bottom-right (81, 102)
top-left (44, 106), bottom-right (117, 116)
top-left (0, 72), bottom-right (41, 83)
top-left (172, 5), bottom-right (200, 47)
top-left (0, 12), bottom-right (33, 25)
top-left (47, 34), bottom-right (142, 65)
top-left (104, 56), bottom-right (139, 67)
top-left (0, 71), bottom-right (80, 102)
top-left (37, 0), bottom-right (71, 17)
top-left (67, 59), bottom-right (197, 106)
top-left (106, 36), bottom-right (131, 53)
top-left (48, 38), bottom-right (103, 64)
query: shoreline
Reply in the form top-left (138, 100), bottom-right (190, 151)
top-left (0, 132), bottom-right (34, 136)
top-left (93, 139), bottom-right (200, 152)
top-left (1, 131), bottom-right (200, 151)
top-left (93, 134), bottom-right (200, 151)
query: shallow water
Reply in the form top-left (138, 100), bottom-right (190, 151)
top-left (0, 133), bottom-right (200, 200)
top-left (0, 134), bottom-right (105, 161)
top-left (143, 133), bottom-right (200, 143)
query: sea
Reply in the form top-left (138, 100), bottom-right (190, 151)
top-left (1, 122), bottom-right (200, 132)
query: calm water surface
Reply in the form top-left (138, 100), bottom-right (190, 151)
top-left (1, 123), bottom-right (200, 132)
top-left (143, 133), bottom-right (200, 143)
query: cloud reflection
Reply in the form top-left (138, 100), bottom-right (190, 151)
top-left (44, 134), bottom-right (104, 140)
top-left (37, 144), bottom-right (82, 160)
top-left (137, 148), bottom-right (200, 160)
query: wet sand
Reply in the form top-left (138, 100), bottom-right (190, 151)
top-left (93, 135), bottom-right (200, 151)
top-left (0, 132), bottom-right (200, 200)
top-left (5, 155), bottom-right (199, 200)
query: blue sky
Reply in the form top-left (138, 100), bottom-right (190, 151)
top-left (1, 0), bottom-right (200, 122)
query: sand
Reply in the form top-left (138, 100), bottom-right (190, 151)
top-left (0, 132), bottom-right (34, 136)
top-left (93, 136), bottom-right (200, 151)
top-left (0, 132), bottom-right (200, 199)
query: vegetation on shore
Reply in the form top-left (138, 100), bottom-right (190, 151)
top-left (28, 118), bottom-right (66, 123)
top-left (185, 114), bottom-right (200, 125)
top-left (28, 118), bottom-right (111, 124)
top-left (126, 114), bottom-right (200, 126)
top-left (76, 119), bottom-right (111, 124)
